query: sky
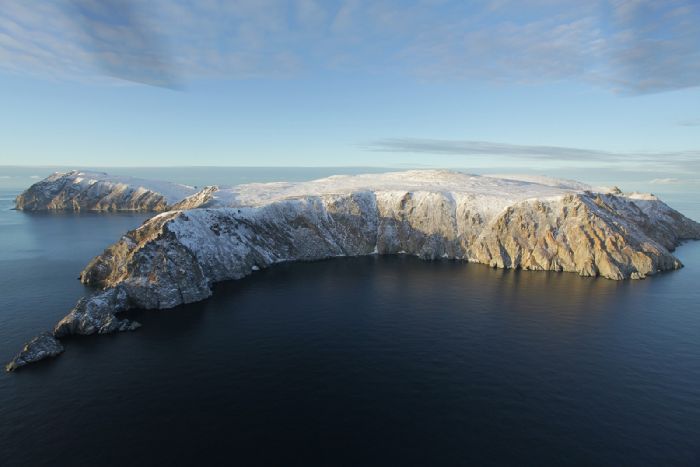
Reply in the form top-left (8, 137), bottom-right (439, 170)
top-left (0, 0), bottom-right (699, 187)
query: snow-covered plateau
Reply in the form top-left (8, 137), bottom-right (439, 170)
top-left (7, 169), bottom-right (700, 370)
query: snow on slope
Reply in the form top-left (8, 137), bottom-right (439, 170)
top-left (482, 173), bottom-right (597, 191)
top-left (13, 168), bottom-right (637, 216)
top-left (15, 170), bottom-right (197, 211)
top-left (188, 170), bottom-right (583, 210)
top-left (66, 171), bottom-right (196, 204)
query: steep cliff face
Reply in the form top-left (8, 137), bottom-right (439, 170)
top-left (7, 170), bottom-right (700, 370)
top-left (15, 171), bottom-right (196, 212)
top-left (466, 194), bottom-right (684, 280)
top-left (80, 190), bottom-right (699, 301)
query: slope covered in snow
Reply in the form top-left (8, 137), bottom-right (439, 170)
top-left (179, 169), bottom-right (582, 209)
top-left (482, 173), bottom-right (598, 191)
top-left (15, 170), bottom-right (196, 211)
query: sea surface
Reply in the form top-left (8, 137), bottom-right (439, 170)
top-left (0, 167), bottom-right (699, 466)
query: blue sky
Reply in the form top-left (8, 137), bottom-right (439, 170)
top-left (0, 0), bottom-right (699, 185)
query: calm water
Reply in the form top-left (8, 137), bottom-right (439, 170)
top-left (1, 168), bottom-right (699, 466)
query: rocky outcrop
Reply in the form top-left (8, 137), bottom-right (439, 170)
top-left (15, 170), bottom-right (196, 212)
top-left (6, 332), bottom-right (64, 371)
top-left (7, 290), bottom-right (142, 372)
top-left (7, 170), bottom-right (700, 370)
top-left (169, 185), bottom-right (220, 210)
top-left (53, 287), bottom-right (141, 337)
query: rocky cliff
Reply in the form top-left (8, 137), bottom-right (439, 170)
top-left (15, 170), bottom-right (196, 212)
top-left (7, 170), bottom-right (700, 370)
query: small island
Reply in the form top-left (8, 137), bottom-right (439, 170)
top-left (7, 169), bottom-right (700, 371)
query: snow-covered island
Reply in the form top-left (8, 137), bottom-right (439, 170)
top-left (15, 170), bottom-right (197, 212)
top-left (7, 169), bottom-right (700, 371)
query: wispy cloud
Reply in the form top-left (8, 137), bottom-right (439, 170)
top-left (369, 138), bottom-right (619, 161)
top-left (678, 118), bottom-right (700, 127)
top-left (650, 178), bottom-right (683, 185)
top-left (0, 0), bottom-right (699, 93)
top-left (604, 0), bottom-right (700, 94)
top-left (68, 0), bottom-right (180, 88)
top-left (367, 138), bottom-right (700, 172)
top-left (650, 177), bottom-right (700, 185)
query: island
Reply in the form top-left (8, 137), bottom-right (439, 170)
top-left (15, 170), bottom-right (197, 212)
top-left (7, 169), bottom-right (700, 370)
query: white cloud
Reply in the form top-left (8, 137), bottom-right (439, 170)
top-left (368, 138), bottom-right (700, 173)
top-left (650, 177), bottom-right (700, 185)
top-left (650, 178), bottom-right (683, 184)
top-left (0, 0), bottom-right (698, 93)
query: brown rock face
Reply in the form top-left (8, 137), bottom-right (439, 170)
top-left (466, 194), bottom-right (687, 279)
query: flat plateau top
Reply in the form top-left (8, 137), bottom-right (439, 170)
top-left (209, 170), bottom-right (599, 207)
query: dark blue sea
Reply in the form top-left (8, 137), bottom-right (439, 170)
top-left (1, 167), bottom-right (699, 466)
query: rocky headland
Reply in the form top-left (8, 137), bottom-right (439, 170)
top-left (15, 170), bottom-right (196, 212)
top-left (7, 170), bottom-right (700, 371)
